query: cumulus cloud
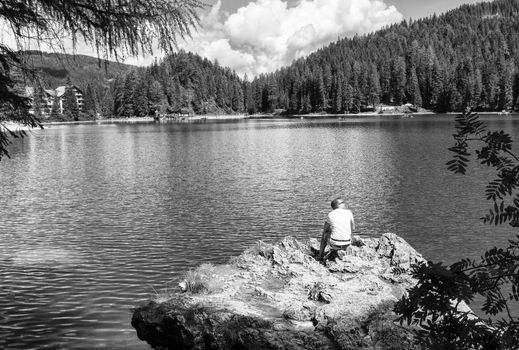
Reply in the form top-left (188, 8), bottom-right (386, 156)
top-left (181, 0), bottom-right (403, 77)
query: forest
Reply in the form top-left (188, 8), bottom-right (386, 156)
top-left (249, 0), bottom-right (519, 114)
top-left (31, 0), bottom-right (519, 119)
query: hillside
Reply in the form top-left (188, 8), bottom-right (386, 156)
top-left (246, 0), bottom-right (519, 114)
top-left (24, 51), bottom-right (137, 120)
top-left (24, 51), bottom-right (134, 90)
top-left (106, 51), bottom-right (245, 118)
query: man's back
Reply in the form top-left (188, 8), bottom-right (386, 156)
top-left (327, 208), bottom-right (354, 245)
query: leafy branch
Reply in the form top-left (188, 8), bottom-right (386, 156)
top-left (395, 110), bottom-right (519, 349)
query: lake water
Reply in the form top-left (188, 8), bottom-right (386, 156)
top-left (0, 115), bottom-right (517, 349)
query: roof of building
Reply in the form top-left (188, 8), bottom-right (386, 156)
top-left (25, 85), bottom-right (83, 98)
top-left (45, 89), bottom-right (57, 96)
top-left (55, 86), bottom-right (66, 97)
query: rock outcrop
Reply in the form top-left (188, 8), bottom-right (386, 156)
top-left (132, 233), bottom-right (424, 350)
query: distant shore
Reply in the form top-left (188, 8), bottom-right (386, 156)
top-left (4, 110), bottom-right (517, 131)
top-left (253, 111), bottom-right (436, 119)
top-left (250, 110), bottom-right (518, 119)
top-left (0, 122), bottom-right (44, 132)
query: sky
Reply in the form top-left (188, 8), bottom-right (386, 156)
top-left (3, 0), bottom-right (482, 77)
top-left (157, 0), bottom-right (482, 77)
top-left (216, 0), bottom-right (482, 22)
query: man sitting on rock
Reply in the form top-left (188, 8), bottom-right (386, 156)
top-left (317, 197), bottom-right (355, 262)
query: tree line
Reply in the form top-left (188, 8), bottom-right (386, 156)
top-left (109, 52), bottom-right (245, 117)
top-left (91, 0), bottom-right (519, 117)
top-left (45, 51), bottom-right (246, 120)
top-left (31, 0), bottom-right (519, 119)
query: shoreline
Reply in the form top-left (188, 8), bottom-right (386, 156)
top-left (6, 110), bottom-right (517, 129)
top-left (41, 114), bottom-right (248, 125)
top-left (249, 111), bottom-right (518, 119)
top-left (0, 122), bottom-right (45, 132)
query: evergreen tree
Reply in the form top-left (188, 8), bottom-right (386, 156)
top-left (288, 76), bottom-right (301, 113)
top-left (101, 90), bottom-right (114, 118)
top-left (367, 67), bottom-right (381, 110)
top-left (133, 77), bottom-right (149, 117)
top-left (62, 86), bottom-right (80, 121)
top-left (167, 76), bottom-right (184, 112)
top-left (333, 76), bottom-right (343, 113)
top-left (407, 67), bottom-right (422, 107)
top-left (148, 80), bottom-right (165, 113)
top-left (391, 57), bottom-right (407, 105)
top-left (301, 94), bottom-right (312, 113)
top-left (243, 80), bottom-right (253, 114)
top-left (316, 73), bottom-right (327, 111)
top-left (343, 83), bottom-right (354, 114)
top-left (113, 75), bottom-right (125, 116)
top-left (49, 96), bottom-right (61, 120)
top-left (82, 84), bottom-right (97, 118)
top-left (122, 71), bottom-right (137, 117)
top-left (231, 81), bottom-right (244, 112)
top-left (215, 74), bottom-right (226, 110)
top-left (32, 86), bottom-right (47, 118)
top-left (499, 61), bottom-right (514, 111)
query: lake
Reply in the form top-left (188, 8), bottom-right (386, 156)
top-left (0, 114), bottom-right (516, 349)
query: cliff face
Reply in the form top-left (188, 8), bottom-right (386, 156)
top-left (132, 233), bottom-right (424, 350)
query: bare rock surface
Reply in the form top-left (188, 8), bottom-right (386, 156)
top-left (132, 233), bottom-right (424, 349)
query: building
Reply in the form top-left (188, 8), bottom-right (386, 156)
top-left (25, 85), bottom-right (84, 118)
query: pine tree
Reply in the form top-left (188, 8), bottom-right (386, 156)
top-left (32, 86), bottom-right (47, 118)
top-left (391, 57), bottom-right (407, 105)
top-left (350, 62), bottom-right (361, 111)
top-left (148, 80), bottom-right (164, 113)
top-left (101, 89), bottom-right (114, 118)
top-left (49, 96), bottom-right (61, 120)
top-left (301, 94), bottom-right (312, 114)
top-left (407, 67), bottom-right (422, 107)
top-left (367, 67), bottom-right (381, 110)
top-left (231, 81), bottom-right (244, 112)
top-left (316, 73), bottom-right (327, 111)
top-left (243, 80), bottom-right (254, 114)
top-left (62, 84), bottom-right (80, 121)
top-left (133, 77), bottom-right (149, 117)
top-left (343, 83), bottom-right (354, 114)
top-left (333, 76), bottom-right (343, 113)
top-left (499, 61), bottom-right (514, 111)
top-left (113, 75), bottom-right (125, 116)
top-left (289, 79), bottom-right (300, 113)
top-left (122, 71), bottom-right (137, 117)
top-left (82, 84), bottom-right (97, 118)
top-left (215, 74), bottom-right (226, 110)
top-left (430, 62), bottom-right (443, 110)
top-left (167, 76), bottom-right (183, 112)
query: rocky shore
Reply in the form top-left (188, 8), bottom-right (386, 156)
top-left (132, 233), bottom-right (426, 349)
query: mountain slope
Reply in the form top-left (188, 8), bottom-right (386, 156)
top-left (246, 0), bottom-right (519, 114)
top-left (24, 51), bottom-right (135, 90)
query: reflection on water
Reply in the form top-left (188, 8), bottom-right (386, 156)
top-left (0, 115), bottom-right (517, 349)
top-left (10, 247), bottom-right (84, 267)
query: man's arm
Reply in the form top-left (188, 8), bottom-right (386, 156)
top-left (351, 213), bottom-right (355, 232)
top-left (318, 221), bottom-right (331, 260)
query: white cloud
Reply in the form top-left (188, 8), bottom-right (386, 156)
top-left (181, 0), bottom-right (403, 77)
